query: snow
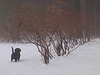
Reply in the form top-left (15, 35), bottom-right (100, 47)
top-left (0, 39), bottom-right (100, 75)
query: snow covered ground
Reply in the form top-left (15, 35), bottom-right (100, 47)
top-left (0, 39), bottom-right (100, 75)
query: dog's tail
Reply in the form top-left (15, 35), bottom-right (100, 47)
top-left (12, 47), bottom-right (14, 53)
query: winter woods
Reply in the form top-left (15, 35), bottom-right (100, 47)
top-left (3, 0), bottom-right (99, 64)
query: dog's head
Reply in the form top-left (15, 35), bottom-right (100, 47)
top-left (15, 48), bottom-right (21, 53)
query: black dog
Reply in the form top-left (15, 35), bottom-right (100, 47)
top-left (11, 47), bottom-right (21, 62)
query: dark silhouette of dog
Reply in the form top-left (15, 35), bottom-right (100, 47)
top-left (11, 47), bottom-right (21, 62)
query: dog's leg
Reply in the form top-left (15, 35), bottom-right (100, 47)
top-left (18, 53), bottom-right (20, 61)
top-left (15, 59), bottom-right (17, 62)
top-left (11, 56), bottom-right (14, 62)
top-left (11, 59), bottom-right (12, 62)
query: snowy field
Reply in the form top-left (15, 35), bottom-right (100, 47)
top-left (0, 39), bottom-right (100, 75)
